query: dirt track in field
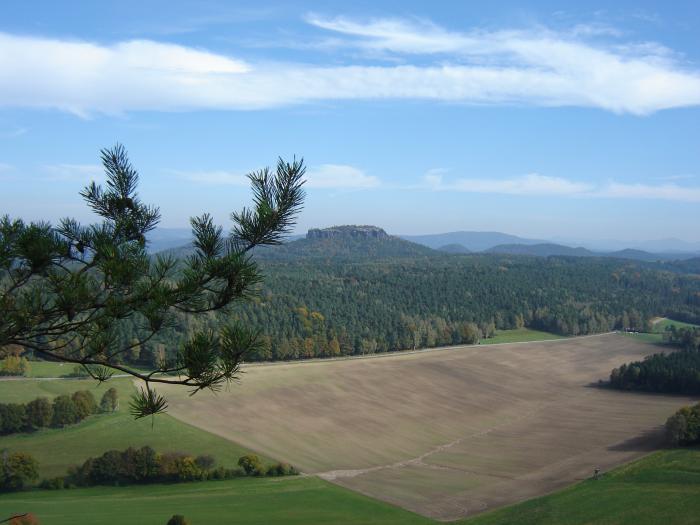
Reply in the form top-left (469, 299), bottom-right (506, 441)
top-left (163, 334), bottom-right (697, 521)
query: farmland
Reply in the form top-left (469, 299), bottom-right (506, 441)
top-left (0, 377), bottom-right (264, 479)
top-left (466, 446), bottom-right (700, 525)
top-left (163, 333), bottom-right (697, 520)
top-left (1, 447), bottom-right (698, 525)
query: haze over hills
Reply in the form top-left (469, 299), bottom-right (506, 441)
top-left (154, 226), bottom-right (700, 262)
top-left (400, 231), bottom-right (546, 251)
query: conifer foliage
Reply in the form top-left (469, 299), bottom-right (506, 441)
top-left (0, 145), bottom-right (305, 418)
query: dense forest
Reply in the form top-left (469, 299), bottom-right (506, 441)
top-left (79, 229), bottom-right (700, 367)
top-left (610, 327), bottom-right (700, 394)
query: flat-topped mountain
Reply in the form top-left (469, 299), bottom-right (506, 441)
top-left (254, 225), bottom-right (434, 261)
top-left (307, 225), bottom-right (389, 240)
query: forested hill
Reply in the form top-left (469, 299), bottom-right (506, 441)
top-left (120, 233), bottom-right (700, 364)
top-left (254, 225), bottom-right (437, 260)
top-left (162, 225), bottom-right (437, 261)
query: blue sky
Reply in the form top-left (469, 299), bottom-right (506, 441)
top-left (1, 0), bottom-right (699, 242)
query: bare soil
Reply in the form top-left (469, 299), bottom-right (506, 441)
top-left (163, 334), bottom-right (697, 520)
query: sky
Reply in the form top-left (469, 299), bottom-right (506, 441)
top-left (0, 0), bottom-right (699, 243)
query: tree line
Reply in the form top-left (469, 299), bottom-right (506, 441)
top-left (609, 327), bottom-right (700, 394)
top-left (666, 402), bottom-right (700, 446)
top-left (0, 388), bottom-right (117, 435)
top-left (92, 254), bottom-right (700, 365)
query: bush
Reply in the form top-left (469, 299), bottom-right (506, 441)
top-left (0, 404), bottom-right (27, 434)
top-left (9, 513), bottom-right (40, 525)
top-left (51, 395), bottom-right (80, 427)
top-left (166, 516), bottom-right (189, 525)
top-left (71, 390), bottom-right (97, 419)
top-left (100, 387), bottom-right (119, 413)
top-left (0, 356), bottom-right (30, 376)
top-left (238, 454), bottom-right (265, 476)
top-left (194, 454), bottom-right (215, 471)
top-left (666, 402), bottom-right (700, 446)
top-left (0, 452), bottom-right (39, 491)
top-left (39, 477), bottom-right (65, 490)
top-left (26, 398), bottom-right (53, 430)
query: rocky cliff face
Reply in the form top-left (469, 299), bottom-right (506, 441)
top-left (306, 225), bottom-right (389, 240)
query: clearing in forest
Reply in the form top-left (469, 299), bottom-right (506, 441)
top-left (163, 334), bottom-right (697, 521)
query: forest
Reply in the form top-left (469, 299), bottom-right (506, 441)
top-left (99, 235), bottom-right (700, 366)
top-left (610, 327), bottom-right (700, 394)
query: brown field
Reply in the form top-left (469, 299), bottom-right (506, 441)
top-left (162, 334), bottom-right (697, 521)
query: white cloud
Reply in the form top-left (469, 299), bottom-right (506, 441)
top-left (1, 17), bottom-right (699, 116)
top-left (173, 164), bottom-right (379, 189)
top-left (599, 182), bottom-right (700, 202)
top-left (306, 164), bottom-right (379, 188)
top-left (425, 172), bottom-right (593, 196)
top-left (422, 170), bottom-right (700, 202)
top-left (43, 164), bottom-right (103, 182)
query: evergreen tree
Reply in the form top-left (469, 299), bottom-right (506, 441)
top-left (0, 145), bottom-right (305, 418)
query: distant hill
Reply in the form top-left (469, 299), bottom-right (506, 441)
top-left (487, 243), bottom-right (593, 257)
top-left (437, 243), bottom-right (471, 254)
top-left (146, 228), bottom-right (192, 253)
top-left (401, 231), bottom-right (545, 251)
top-left (485, 243), bottom-right (693, 262)
top-left (256, 225), bottom-right (437, 261)
top-left (161, 225), bottom-right (437, 261)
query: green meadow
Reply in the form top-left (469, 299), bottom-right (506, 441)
top-left (464, 447), bottom-right (700, 525)
top-left (0, 377), bottom-right (264, 479)
top-left (481, 327), bottom-right (565, 344)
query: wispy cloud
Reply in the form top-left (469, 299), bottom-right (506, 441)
top-left (43, 164), bottom-right (103, 182)
top-left (306, 164), bottom-right (379, 189)
top-left (0, 15), bottom-right (699, 116)
top-left (424, 172), bottom-right (593, 196)
top-left (422, 171), bottom-right (700, 202)
top-left (599, 182), bottom-right (700, 202)
top-left (0, 127), bottom-right (28, 138)
top-left (173, 164), bottom-right (379, 190)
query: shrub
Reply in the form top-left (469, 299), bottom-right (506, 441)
top-left (0, 356), bottom-right (30, 376)
top-left (39, 477), bottom-right (65, 490)
top-left (194, 454), bottom-right (215, 471)
top-left (173, 456), bottom-right (201, 482)
top-left (666, 402), bottom-right (700, 446)
top-left (25, 398), bottom-right (53, 430)
top-left (51, 395), bottom-right (80, 427)
top-left (238, 454), bottom-right (265, 476)
top-left (100, 387), bottom-right (119, 413)
top-left (71, 390), bottom-right (97, 419)
top-left (0, 452), bottom-right (39, 491)
top-left (9, 513), bottom-right (40, 525)
top-left (0, 404), bottom-right (27, 434)
top-left (166, 516), bottom-right (189, 525)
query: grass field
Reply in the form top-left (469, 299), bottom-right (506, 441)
top-left (1, 448), bottom-right (699, 525)
top-left (653, 318), bottom-right (700, 333)
top-left (162, 333), bottom-right (694, 520)
top-left (0, 476), bottom-right (432, 525)
top-left (481, 328), bottom-right (565, 344)
top-left (464, 447), bottom-right (700, 525)
top-left (0, 377), bottom-right (267, 479)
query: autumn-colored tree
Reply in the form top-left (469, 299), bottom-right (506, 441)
top-left (8, 513), bottom-right (40, 525)
top-left (0, 452), bottom-right (39, 491)
top-left (237, 454), bottom-right (264, 476)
